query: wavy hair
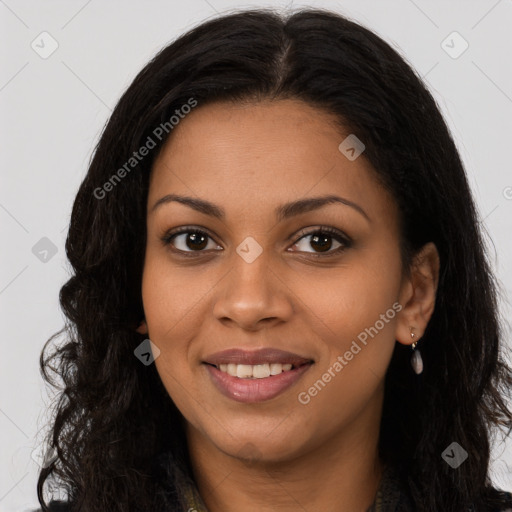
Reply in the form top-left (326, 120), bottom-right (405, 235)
top-left (37, 8), bottom-right (512, 511)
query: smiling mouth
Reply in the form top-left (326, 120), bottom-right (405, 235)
top-left (202, 348), bottom-right (314, 402)
top-left (204, 362), bottom-right (311, 379)
top-left (204, 360), bottom-right (314, 403)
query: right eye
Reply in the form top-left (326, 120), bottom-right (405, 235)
top-left (161, 227), bottom-right (223, 256)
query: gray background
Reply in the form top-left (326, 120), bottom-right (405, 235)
top-left (1, 0), bottom-right (511, 510)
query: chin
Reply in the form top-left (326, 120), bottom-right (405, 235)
top-left (210, 426), bottom-right (311, 464)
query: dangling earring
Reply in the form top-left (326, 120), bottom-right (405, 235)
top-left (410, 327), bottom-right (423, 375)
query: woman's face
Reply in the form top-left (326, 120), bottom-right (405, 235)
top-left (138, 99), bottom-right (418, 463)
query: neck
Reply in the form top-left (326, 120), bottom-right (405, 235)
top-left (186, 387), bottom-right (385, 512)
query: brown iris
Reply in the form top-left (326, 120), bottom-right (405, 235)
top-left (186, 232), bottom-right (208, 250)
top-left (309, 233), bottom-right (332, 252)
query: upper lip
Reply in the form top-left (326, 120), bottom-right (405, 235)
top-left (203, 348), bottom-right (313, 367)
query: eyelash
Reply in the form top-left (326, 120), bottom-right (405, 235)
top-left (160, 225), bottom-right (352, 259)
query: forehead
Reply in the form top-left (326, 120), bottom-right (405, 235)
top-left (148, 99), bottom-right (396, 223)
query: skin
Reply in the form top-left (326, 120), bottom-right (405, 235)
top-left (136, 99), bottom-right (440, 512)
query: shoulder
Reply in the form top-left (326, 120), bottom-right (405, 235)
top-left (50, 502), bottom-right (73, 512)
top-left (470, 489), bottom-right (512, 512)
top-left (490, 490), bottom-right (512, 511)
top-left (29, 501), bottom-right (73, 512)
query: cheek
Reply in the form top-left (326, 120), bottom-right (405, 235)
top-left (140, 249), bottom-right (210, 343)
top-left (140, 257), bottom-right (190, 376)
top-left (141, 254), bottom-right (179, 328)
top-left (295, 301), bottom-right (397, 439)
top-left (293, 252), bottom-right (401, 348)
top-left (293, 250), bottom-right (401, 413)
top-left (140, 251), bottom-right (217, 418)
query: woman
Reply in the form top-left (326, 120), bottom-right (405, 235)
top-left (36, 7), bottom-right (512, 512)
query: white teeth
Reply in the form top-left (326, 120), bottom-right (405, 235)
top-left (270, 363), bottom-right (283, 375)
top-left (236, 364), bottom-right (253, 378)
top-left (252, 364), bottom-right (271, 378)
top-left (217, 362), bottom-right (295, 379)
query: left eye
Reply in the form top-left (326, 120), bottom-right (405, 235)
top-left (290, 228), bottom-right (349, 255)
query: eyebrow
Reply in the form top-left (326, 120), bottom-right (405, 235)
top-left (150, 193), bottom-right (370, 223)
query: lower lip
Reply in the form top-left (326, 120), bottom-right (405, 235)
top-left (204, 363), bottom-right (313, 403)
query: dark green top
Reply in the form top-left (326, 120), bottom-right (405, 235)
top-left (40, 457), bottom-right (512, 511)
top-left (169, 458), bottom-right (512, 512)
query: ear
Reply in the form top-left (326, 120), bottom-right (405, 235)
top-left (136, 319), bottom-right (148, 335)
top-left (395, 242), bottom-right (440, 345)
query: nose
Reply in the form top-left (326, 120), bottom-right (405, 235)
top-left (212, 251), bottom-right (294, 332)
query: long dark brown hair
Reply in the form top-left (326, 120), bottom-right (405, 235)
top-left (37, 7), bottom-right (512, 511)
